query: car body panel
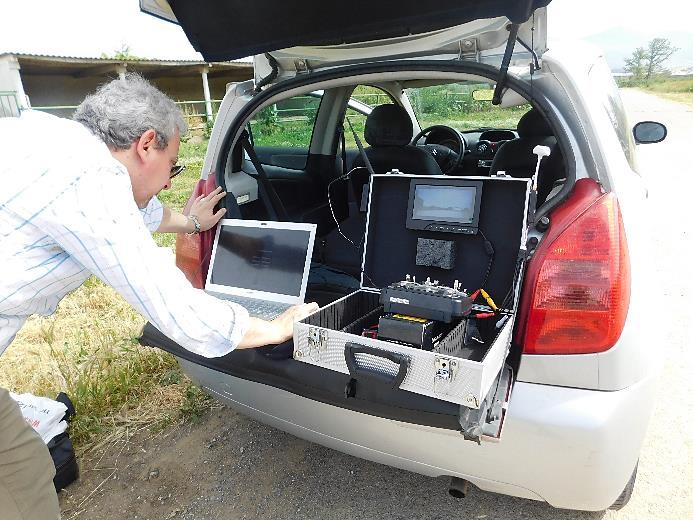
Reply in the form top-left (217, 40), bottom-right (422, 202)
top-left (514, 47), bottom-right (656, 391)
top-left (180, 358), bottom-right (656, 511)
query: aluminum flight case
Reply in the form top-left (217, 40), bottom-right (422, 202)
top-left (294, 175), bottom-right (531, 408)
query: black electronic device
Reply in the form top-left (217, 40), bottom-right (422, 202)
top-left (405, 178), bottom-right (483, 235)
top-left (379, 277), bottom-right (473, 323)
top-left (377, 314), bottom-right (443, 350)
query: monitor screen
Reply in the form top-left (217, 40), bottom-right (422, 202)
top-left (210, 225), bottom-right (312, 297)
top-left (406, 179), bottom-right (483, 234)
top-left (411, 184), bottom-right (477, 224)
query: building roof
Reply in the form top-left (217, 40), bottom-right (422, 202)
top-left (1, 52), bottom-right (252, 80)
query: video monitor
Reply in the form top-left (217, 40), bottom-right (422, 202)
top-left (406, 178), bottom-right (483, 234)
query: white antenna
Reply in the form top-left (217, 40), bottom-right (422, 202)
top-left (532, 145), bottom-right (551, 191)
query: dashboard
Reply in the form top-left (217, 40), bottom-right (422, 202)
top-left (421, 126), bottom-right (518, 174)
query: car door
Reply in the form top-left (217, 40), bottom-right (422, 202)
top-left (244, 93), bottom-right (327, 223)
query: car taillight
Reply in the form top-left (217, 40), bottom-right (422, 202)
top-left (176, 233), bottom-right (204, 289)
top-left (521, 184), bottom-right (630, 355)
top-left (174, 174), bottom-right (220, 289)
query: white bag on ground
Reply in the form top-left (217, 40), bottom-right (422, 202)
top-left (10, 392), bottom-right (68, 443)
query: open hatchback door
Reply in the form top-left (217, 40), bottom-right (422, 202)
top-left (141, 0), bottom-right (548, 82)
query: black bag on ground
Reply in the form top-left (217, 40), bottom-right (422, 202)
top-left (48, 392), bottom-right (79, 491)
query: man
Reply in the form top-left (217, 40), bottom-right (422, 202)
top-left (0, 74), bottom-right (317, 519)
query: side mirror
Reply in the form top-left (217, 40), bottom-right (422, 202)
top-left (633, 121), bottom-right (667, 144)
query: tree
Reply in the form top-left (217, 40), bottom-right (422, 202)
top-left (624, 38), bottom-right (678, 84)
top-left (100, 44), bottom-right (142, 61)
top-left (624, 47), bottom-right (647, 81)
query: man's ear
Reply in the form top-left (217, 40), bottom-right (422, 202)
top-left (135, 129), bottom-right (157, 161)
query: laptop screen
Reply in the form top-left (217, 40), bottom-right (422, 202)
top-left (209, 224), bottom-right (313, 297)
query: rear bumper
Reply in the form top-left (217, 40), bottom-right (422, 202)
top-left (180, 358), bottom-right (656, 511)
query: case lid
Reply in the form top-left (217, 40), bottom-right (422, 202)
top-left (361, 175), bottom-right (530, 304)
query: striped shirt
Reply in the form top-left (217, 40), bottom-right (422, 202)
top-left (0, 111), bottom-right (249, 357)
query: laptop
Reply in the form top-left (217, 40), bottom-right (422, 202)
top-left (205, 219), bottom-right (317, 320)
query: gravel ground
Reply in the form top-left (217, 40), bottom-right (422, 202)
top-left (59, 90), bottom-right (692, 520)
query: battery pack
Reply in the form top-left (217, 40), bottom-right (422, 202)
top-left (377, 314), bottom-right (445, 350)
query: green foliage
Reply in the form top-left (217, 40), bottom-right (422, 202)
top-left (351, 85), bottom-right (392, 106)
top-left (407, 85), bottom-right (531, 132)
top-left (623, 38), bottom-right (678, 85)
top-left (100, 44), bottom-right (143, 60)
top-left (204, 117), bottom-right (215, 139)
top-left (153, 138), bottom-right (209, 249)
top-left (179, 383), bottom-right (212, 424)
top-left (618, 74), bottom-right (693, 106)
top-left (408, 84), bottom-right (492, 117)
top-left (618, 74), bottom-right (693, 92)
top-left (48, 337), bottom-right (179, 447)
top-left (256, 105), bottom-right (280, 136)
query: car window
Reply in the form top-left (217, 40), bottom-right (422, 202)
top-left (588, 58), bottom-right (637, 170)
top-left (343, 85), bottom-right (393, 149)
top-left (406, 83), bottom-right (531, 131)
top-left (248, 94), bottom-right (321, 167)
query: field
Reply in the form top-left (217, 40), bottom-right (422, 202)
top-left (619, 75), bottom-right (693, 106)
top-left (0, 139), bottom-right (211, 453)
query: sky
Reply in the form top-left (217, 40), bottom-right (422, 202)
top-left (0, 0), bottom-right (691, 69)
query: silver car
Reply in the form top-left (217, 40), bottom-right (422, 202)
top-left (140, 0), bottom-right (666, 511)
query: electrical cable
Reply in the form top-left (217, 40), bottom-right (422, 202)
top-left (478, 228), bottom-right (495, 289)
top-left (327, 167), bottom-right (363, 249)
top-left (326, 166), bottom-right (378, 288)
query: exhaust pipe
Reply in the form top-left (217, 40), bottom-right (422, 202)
top-left (448, 476), bottom-right (470, 498)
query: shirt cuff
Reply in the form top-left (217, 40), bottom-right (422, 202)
top-left (225, 301), bottom-right (251, 351)
top-left (140, 196), bottom-right (164, 232)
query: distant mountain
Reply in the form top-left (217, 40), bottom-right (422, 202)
top-left (583, 27), bottom-right (693, 72)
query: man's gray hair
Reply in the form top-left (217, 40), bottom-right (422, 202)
top-left (73, 73), bottom-right (187, 150)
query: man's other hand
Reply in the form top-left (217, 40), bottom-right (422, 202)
top-left (190, 186), bottom-right (227, 231)
top-left (272, 302), bottom-right (320, 338)
top-left (238, 302), bottom-right (320, 349)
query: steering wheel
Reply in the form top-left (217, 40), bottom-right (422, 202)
top-left (411, 125), bottom-right (466, 174)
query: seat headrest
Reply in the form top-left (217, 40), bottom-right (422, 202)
top-left (517, 108), bottom-right (553, 138)
top-left (364, 104), bottom-right (413, 147)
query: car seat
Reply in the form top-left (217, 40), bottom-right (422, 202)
top-left (350, 104), bottom-right (442, 194)
top-left (489, 108), bottom-right (565, 205)
top-left (316, 104), bottom-right (444, 282)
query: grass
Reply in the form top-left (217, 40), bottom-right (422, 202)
top-left (0, 138), bottom-right (213, 455)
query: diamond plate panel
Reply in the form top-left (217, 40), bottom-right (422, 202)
top-left (295, 295), bottom-right (513, 409)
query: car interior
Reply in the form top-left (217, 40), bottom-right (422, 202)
top-left (227, 79), bottom-right (566, 308)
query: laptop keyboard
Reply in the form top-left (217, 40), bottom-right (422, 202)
top-left (218, 295), bottom-right (290, 321)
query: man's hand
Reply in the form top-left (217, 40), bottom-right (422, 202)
top-left (157, 186), bottom-right (227, 235)
top-left (189, 186), bottom-right (227, 231)
top-left (237, 302), bottom-right (320, 349)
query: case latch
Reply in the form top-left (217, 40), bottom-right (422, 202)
top-left (301, 327), bottom-right (327, 362)
top-left (434, 356), bottom-right (456, 381)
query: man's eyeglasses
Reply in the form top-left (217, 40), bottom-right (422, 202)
top-left (169, 164), bottom-right (186, 179)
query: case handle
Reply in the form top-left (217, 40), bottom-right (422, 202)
top-left (344, 342), bottom-right (410, 389)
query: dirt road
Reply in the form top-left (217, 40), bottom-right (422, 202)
top-left (59, 90), bottom-right (692, 519)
